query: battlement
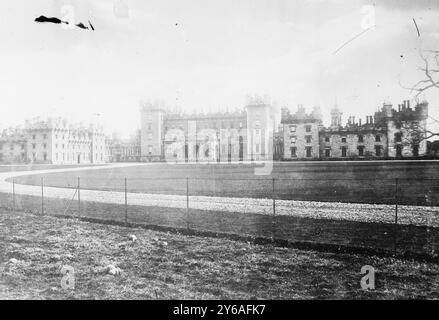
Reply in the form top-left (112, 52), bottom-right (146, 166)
top-left (165, 110), bottom-right (246, 121)
top-left (23, 117), bottom-right (104, 135)
top-left (281, 105), bottom-right (323, 124)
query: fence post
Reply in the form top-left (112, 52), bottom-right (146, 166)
top-left (186, 177), bottom-right (190, 230)
top-left (124, 177), bottom-right (128, 226)
top-left (78, 177), bottom-right (81, 216)
top-left (394, 178), bottom-right (399, 256)
top-left (41, 177), bottom-right (44, 215)
top-left (12, 177), bottom-right (15, 213)
top-left (272, 178), bottom-right (276, 216)
top-left (272, 178), bottom-right (276, 239)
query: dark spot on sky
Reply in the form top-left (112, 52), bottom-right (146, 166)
top-left (400, 55), bottom-right (404, 58)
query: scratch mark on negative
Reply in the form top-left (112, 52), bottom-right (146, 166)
top-left (332, 26), bottom-right (374, 55)
top-left (413, 18), bottom-right (420, 37)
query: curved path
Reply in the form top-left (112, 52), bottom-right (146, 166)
top-left (0, 163), bottom-right (438, 227)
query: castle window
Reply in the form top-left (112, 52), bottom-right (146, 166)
top-left (255, 129), bottom-right (260, 135)
top-left (239, 122), bottom-right (243, 128)
top-left (306, 147), bottom-right (312, 157)
top-left (305, 135), bottom-right (312, 143)
top-left (375, 145), bottom-right (382, 156)
top-left (255, 120), bottom-right (261, 127)
top-left (32, 143), bottom-right (36, 149)
top-left (325, 148), bottom-right (331, 157)
top-left (395, 132), bottom-right (402, 142)
top-left (396, 145), bottom-right (402, 157)
top-left (148, 145), bottom-right (152, 155)
top-left (290, 125), bottom-right (296, 133)
top-left (325, 136), bottom-right (330, 143)
top-left (413, 144), bottom-right (419, 157)
top-left (43, 143), bottom-right (47, 149)
top-left (341, 137), bottom-right (347, 143)
top-left (375, 135), bottom-right (381, 142)
top-left (148, 133), bottom-right (153, 140)
top-left (358, 135), bottom-right (364, 143)
top-left (255, 144), bottom-right (260, 153)
top-left (358, 146), bottom-right (365, 156)
top-left (32, 135), bottom-right (36, 140)
top-left (43, 152), bottom-right (47, 161)
top-left (341, 147), bottom-right (347, 157)
top-left (290, 147), bottom-right (297, 157)
top-left (21, 144), bottom-right (25, 150)
top-left (43, 134), bottom-right (47, 139)
top-left (290, 136), bottom-right (297, 143)
top-left (10, 145), bottom-right (13, 151)
top-left (147, 123), bottom-right (152, 131)
top-left (305, 125), bottom-right (312, 132)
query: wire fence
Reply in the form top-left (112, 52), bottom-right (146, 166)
top-left (1, 176), bottom-right (438, 260)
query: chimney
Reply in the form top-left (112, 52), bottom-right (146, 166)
top-left (359, 118), bottom-right (362, 126)
top-left (398, 104), bottom-right (401, 112)
top-left (406, 100), bottom-right (410, 109)
top-left (402, 101), bottom-right (406, 110)
top-left (353, 116), bottom-right (356, 125)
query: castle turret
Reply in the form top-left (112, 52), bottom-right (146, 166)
top-left (382, 102), bottom-right (393, 118)
top-left (415, 100), bottom-right (429, 119)
top-left (330, 105), bottom-right (342, 128)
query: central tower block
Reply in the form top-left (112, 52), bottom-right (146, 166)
top-left (140, 101), bottom-right (164, 161)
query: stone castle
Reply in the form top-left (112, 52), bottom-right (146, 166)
top-left (139, 98), bottom-right (279, 162)
top-left (139, 99), bottom-right (429, 162)
top-left (0, 117), bottom-right (106, 164)
top-left (0, 98), bottom-right (429, 164)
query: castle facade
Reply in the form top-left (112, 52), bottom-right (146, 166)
top-left (139, 100), bottom-right (279, 162)
top-left (139, 99), bottom-right (429, 162)
top-left (0, 118), bottom-right (106, 164)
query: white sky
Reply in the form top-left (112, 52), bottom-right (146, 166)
top-left (1, 0), bottom-right (439, 138)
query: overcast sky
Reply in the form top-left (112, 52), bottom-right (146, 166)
top-left (1, 0), bottom-right (439, 137)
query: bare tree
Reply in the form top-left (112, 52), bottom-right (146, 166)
top-left (401, 50), bottom-right (439, 147)
top-left (409, 50), bottom-right (439, 97)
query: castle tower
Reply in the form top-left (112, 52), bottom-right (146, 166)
top-left (245, 102), bottom-right (273, 161)
top-left (140, 101), bottom-right (164, 160)
top-left (330, 105), bottom-right (342, 128)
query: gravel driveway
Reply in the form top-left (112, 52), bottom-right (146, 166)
top-left (0, 163), bottom-right (438, 227)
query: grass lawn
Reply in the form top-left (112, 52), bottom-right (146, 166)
top-left (1, 209), bottom-right (439, 299)
top-left (11, 162), bottom-right (439, 205)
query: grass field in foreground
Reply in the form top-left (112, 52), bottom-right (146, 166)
top-left (11, 161), bottom-right (439, 205)
top-left (1, 210), bottom-right (439, 299)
